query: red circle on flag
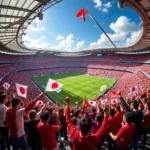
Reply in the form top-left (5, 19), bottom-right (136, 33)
top-left (90, 101), bottom-right (93, 104)
top-left (20, 87), bottom-right (25, 94)
top-left (51, 82), bottom-right (58, 89)
top-left (132, 87), bottom-right (135, 91)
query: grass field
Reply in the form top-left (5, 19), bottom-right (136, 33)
top-left (32, 73), bottom-right (116, 105)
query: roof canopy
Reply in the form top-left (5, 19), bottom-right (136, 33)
top-left (0, 0), bottom-right (150, 55)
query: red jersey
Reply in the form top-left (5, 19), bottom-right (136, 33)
top-left (107, 116), bottom-right (119, 134)
top-left (116, 123), bottom-right (135, 149)
top-left (66, 108), bottom-right (108, 150)
top-left (37, 122), bottom-right (59, 150)
top-left (143, 111), bottom-right (150, 129)
top-left (114, 111), bottom-right (124, 127)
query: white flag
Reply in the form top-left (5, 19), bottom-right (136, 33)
top-left (130, 86), bottom-right (139, 94)
top-left (45, 78), bottom-right (63, 93)
top-left (3, 82), bottom-right (10, 90)
top-left (88, 100), bottom-right (96, 107)
top-left (16, 83), bottom-right (28, 98)
top-left (101, 99), bottom-right (108, 105)
top-left (111, 99), bottom-right (118, 104)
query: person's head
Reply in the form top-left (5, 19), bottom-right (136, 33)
top-left (33, 106), bottom-right (38, 112)
top-left (95, 114), bottom-right (104, 123)
top-left (71, 117), bottom-right (77, 126)
top-left (0, 94), bottom-right (7, 104)
top-left (59, 109), bottom-right (64, 115)
top-left (146, 101), bottom-right (150, 111)
top-left (131, 100), bottom-right (139, 110)
top-left (92, 107), bottom-right (96, 114)
top-left (109, 109), bottom-right (116, 117)
top-left (74, 110), bottom-right (80, 118)
top-left (123, 112), bottom-right (133, 124)
top-left (48, 108), bottom-right (53, 114)
top-left (115, 105), bottom-right (121, 112)
top-left (41, 110), bottom-right (50, 123)
top-left (80, 117), bottom-right (92, 136)
top-left (29, 110), bottom-right (37, 120)
top-left (11, 98), bottom-right (21, 109)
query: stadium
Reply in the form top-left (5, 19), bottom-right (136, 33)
top-left (0, 0), bottom-right (150, 150)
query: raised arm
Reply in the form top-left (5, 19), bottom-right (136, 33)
top-left (118, 92), bottom-right (131, 112)
top-left (65, 97), bottom-right (77, 137)
top-left (94, 105), bottom-right (109, 143)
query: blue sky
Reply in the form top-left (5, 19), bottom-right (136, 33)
top-left (23, 0), bottom-right (142, 51)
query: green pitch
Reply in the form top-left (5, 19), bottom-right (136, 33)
top-left (32, 73), bottom-right (116, 105)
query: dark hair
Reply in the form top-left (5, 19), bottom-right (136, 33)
top-left (33, 106), bottom-right (38, 112)
top-left (92, 107), bottom-right (96, 113)
top-left (0, 94), bottom-right (6, 103)
top-left (124, 112), bottom-right (133, 123)
top-left (48, 108), bottom-right (53, 114)
top-left (131, 101), bottom-right (139, 109)
top-left (95, 114), bottom-right (104, 123)
top-left (29, 110), bottom-right (37, 120)
top-left (74, 110), bottom-right (80, 118)
top-left (71, 117), bottom-right (77, 125)
top-left (12, 98), bottom-right (20, 108)
top-left (147, 101), bottom-right (150, 110)
top-left (59, 109), bottom-right (64, 115)
top-left (109, 109), bottom-right (116, 117)
top-left (80, 117), bottom-right (92, 135)
top-left (116, 105), bottom-right (120, 111)
top-left (41, 110), bottom-right (50, 122)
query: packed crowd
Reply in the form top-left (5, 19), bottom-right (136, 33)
top-left (0, 86), bottom-right (150, 150)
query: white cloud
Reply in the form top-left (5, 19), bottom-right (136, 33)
top-left (102, 8), bottom-right (108, 13)
top-left (92, 0), bottom-right (111, 13)
top-left (110, 16), bottom-right (139, 34)
top-left (56, 35), bottom-right (64, 41)
top-left (22, 35), bottom-right (52, 50)
top-left (126, 30), bottom-right (142, 46)
top-left (26, 18), bottom-right (45, 32)
top-left (89, 16), bottom-right (141, 48)
top-left (76, 41), bottom-right (85, 49)
top-left (93, 0), bottom-right (102, 10)
top-left (104, 2), bottom-right (111, 8)
top-left (59, 34), bottom-right (77, 49)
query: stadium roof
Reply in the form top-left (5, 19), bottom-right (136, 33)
top-left (0, 0), bottom-right (150, 55)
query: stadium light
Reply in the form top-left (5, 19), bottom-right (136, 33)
top-left (117, 0), bottom-right (125, 10)
top-left (37, 12), bottom-right (43, 21)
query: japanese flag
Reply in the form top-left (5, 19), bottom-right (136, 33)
top-left (101, 99), bottom-right (108, 105)
top-left (111, 99), bottom-right (118, 104)
top-left (130, 86), bottom-right (139, 94)
top-left (16, 83), bottom-right (28, 98)
top-left (88, 100), bottom-right (96, 107)
top-left (45, 78), bottom-right (63, 93)
top-left (3, 82), bottom-right (10, 90)
top-left (36, 101), bottom-right (44, 107)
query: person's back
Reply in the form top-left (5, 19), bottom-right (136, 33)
top-left (25, 110), bottom-right (41, 150)
top-left (37, 110), bottom-right (61, 150)
top-left (132, 108), bottom-right (143, 139)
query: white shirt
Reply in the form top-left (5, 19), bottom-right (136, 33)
top-left (0, 104), bottom-right (7, 127)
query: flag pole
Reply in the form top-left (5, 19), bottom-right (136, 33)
top-left (87, 11), bottom-right (117, 48)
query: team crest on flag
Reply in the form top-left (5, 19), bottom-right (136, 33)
top-left (16, 83), bottom-right (28, 98)
top-left (45, 78), bottom-right (63, 93)
top-left (3, 82), bottom-right (10, 90)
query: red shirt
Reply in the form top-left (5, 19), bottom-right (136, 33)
top-left (107, 116), bottom-right (119, 134)
top-left (66, 108), bottom-right (108, 150)
top-left (143, 111), bottom-right (150, 129)
top-left (114, 111), bottom-right (124, 127)
top-left (37, 122), bottom-right (59, 150)
top-left (116, 123), bottom-right (135, 149)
